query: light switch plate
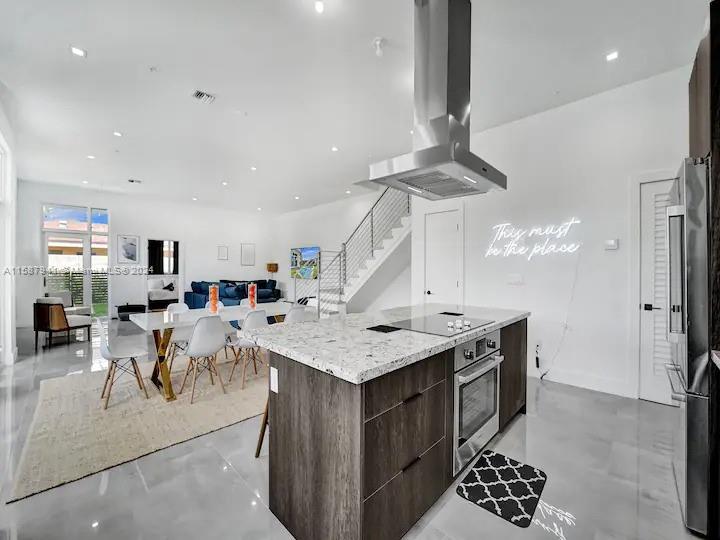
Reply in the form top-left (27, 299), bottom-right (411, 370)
top-left (270, 366), bottom-right (278, 393)
top-left (604, 239), bottom-right (619, 251)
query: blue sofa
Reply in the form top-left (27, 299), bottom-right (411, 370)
top-left (184, 279), bottom-right (281, 309)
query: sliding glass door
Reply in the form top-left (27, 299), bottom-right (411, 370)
top-left (42, 205), bottom-right (109, 316)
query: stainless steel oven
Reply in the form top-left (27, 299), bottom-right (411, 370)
top-left (453, 330), bottom-right (502, 475)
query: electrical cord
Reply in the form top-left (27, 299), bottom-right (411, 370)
top-left (540, 249), bottom-right (582, 380)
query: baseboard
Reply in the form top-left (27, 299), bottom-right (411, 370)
top-left (533, 368), bottom-right (637, 399)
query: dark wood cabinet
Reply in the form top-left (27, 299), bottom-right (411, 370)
top-left (268, 319), bottom-right (528, 540)
top-left (269, 350), bottom-right (452, 540)
top-left (499, 319), bottom-right (528, 431)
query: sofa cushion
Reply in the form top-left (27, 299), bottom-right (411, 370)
top-left (223, 285), bottom-right (240, 299)
top-left (235, 282), bottom-right (248, 299)
top-left (254, 279), bottom-right (268, 289)
top-left (257, 288), bottom-right (273, 300)
top-left (191, 281), bottom-right (202, 294)
top-left (267, 279), bottom-right (277, 290)
top-left (199, 281), bottom-right (213, 295)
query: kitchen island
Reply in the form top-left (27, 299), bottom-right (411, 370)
top-left (245, 304), bottom-right (529, 540)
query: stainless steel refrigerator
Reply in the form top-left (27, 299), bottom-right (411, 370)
top-left (665, 157), bottom-right (711, 536)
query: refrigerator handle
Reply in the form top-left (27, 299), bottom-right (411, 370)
top-left (665, 205), bottom-right (685, 342)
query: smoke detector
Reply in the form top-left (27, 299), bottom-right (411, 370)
top-left (128, 178), bottom-right (143, 184)
top-left (192, 90), bottom-right (216, 104)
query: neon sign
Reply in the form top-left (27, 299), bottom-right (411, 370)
top-left (485, 218), bottom-right (581, 261)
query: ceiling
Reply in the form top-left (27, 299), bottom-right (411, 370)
top-left (0, 0), bottom-right (708, 213)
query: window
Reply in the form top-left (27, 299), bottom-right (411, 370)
top-left (42, 204), bottom-right (89, 231)
top-left (91, 208), bottom-right (109, 233)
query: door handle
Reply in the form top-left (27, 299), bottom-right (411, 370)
top-left (643, 304), bottom-right (661, 311)
top-left (426, 290), bottom-right (432, 295)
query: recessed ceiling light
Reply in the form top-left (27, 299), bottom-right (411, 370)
top-left (407, 186), bottom-right (423, 194)
top-left (257, 207), bottom-right (262, 211)
top-left (86, 155), bottom-right (95, 160)
top-left (113, 131), bottom-right (123, 137)
top-left (91, 522), bottom-right (99, 529)
top-left (463, 175), bottom-right (477, 184)
top-left (331, 146), bottom-right (339, 152)
top-left (250, 166), bottom-right (257, 171)
top-left (606, 50), bottom-right (619, 62)
top-left (70, 46), bottom-right (87, 58)
top-left (314, 1), bottom-right (325, 14)
top-left (82, 180), bottom-right (89, 184)
top-left (410, 129), bottom-right (414, 135)
top-left (192, 197), bottom-right (198, 201)
top-left (294, 196), bottom-right (300, 200)
top-left (221, 181), bottom-right (228, 186)
top-left (345, 190), bottom-right (351, 195)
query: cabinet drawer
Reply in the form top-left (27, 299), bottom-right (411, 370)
top-left (362, 439), bottom-right (447, 540)
top-left (363, 352), bottom-right (447, 420)
top-left (363, 381), bottom-right (445, 498)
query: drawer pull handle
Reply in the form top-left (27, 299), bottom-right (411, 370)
top-left (401, 456), bottom-right (421, 473)
top-left (402, 392), bottom-right (423, 404)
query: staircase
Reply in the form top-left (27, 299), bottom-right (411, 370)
top-left (293, 188), bottom-right (411, 318)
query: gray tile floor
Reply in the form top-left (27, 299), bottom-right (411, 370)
top-left (0, 324), bottom-right (695, 540)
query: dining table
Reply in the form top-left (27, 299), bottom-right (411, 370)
top-left (129, 301), bottom-right (305, 401)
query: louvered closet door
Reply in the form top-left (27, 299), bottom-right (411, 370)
top-left (639, 179), bottom-right (675, 405)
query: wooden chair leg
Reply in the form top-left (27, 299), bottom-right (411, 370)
top-left (241, 351), bottom-right (249, 390)
top-left (190, 357), bottom-right (199, 404)
top-left (255, 397), bottom-right (269, 458)
top-left (179, 358), bottom-right (193, 394)
top-left (210, 356), bottom-right (226, 394)
top-left (229, 348), bottom-right (242, 382)
top-left (101, 360), bottom-right (113, 399)
top-left (252, 349), bottom-right (258, 374)
top-left (168, 343), bottom-right (176, 373)
top-left (131, 358), bottom-right (149, 399)
top-left (208, 355), bottom-right (215, 385)
top-left (103, 361), bottom-right (117, 410)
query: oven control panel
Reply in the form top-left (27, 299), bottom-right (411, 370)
top-left (454, 329), bottom-right (501, 372)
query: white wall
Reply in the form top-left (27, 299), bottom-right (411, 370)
top-left (16, 181), bottom-right (274, 325)
top-left (271, 191), bottom-right (382, 298)
top-left (412, 67), bottom-right (690, 398)
top-left (0, 91), bottom-right (17, 364)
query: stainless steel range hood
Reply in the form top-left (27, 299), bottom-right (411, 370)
top-left (367, 0), bottom-right (506, 200)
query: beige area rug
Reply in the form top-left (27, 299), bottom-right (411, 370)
top-left (9, 355), bottom-right (268, 502)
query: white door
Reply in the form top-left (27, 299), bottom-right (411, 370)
top-left (639, 179), bottom-right (674, 405)
top-left (424, 210), bottom-right (462, 304)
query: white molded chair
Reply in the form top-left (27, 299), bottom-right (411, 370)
top-left (179, 316), bottom-right (227, 404)
top-left (205, 300), bottom-right (238, 355)
top-left (166, 302), bottom-right (191, 372)
top-left (283, 306), bottom-right (306, 324)
top-left (228, 310), bottom-right (268, 388)
top-left (96, 318), bottom-right (149, 409)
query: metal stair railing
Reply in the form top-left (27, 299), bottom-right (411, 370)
top-left (294, 188), bottom-right (411, 318)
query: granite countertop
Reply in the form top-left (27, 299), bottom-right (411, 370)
top-left (243, 303), bottom-right (530, 384)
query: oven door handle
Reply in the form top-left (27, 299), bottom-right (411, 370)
top-left (458, 355), bottom-right (504, 385)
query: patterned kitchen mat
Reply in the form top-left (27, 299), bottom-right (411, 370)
top-left (456, 450), bottom-right (547, 528)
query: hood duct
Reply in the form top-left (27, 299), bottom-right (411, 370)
top-left (367, 0), bottom-right (506, 200)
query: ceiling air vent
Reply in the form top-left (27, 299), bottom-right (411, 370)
top-left (192, 90), bottom-right (216, 104)
top-left (128, 178), bottom-right (142, 184)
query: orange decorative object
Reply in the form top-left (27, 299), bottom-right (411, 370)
top-left (248, 283), bottom-right (257, 309)
top-left (266, 262), bottom-right (279, 274)
top-left (209, 284), bottom-right (219, 314)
